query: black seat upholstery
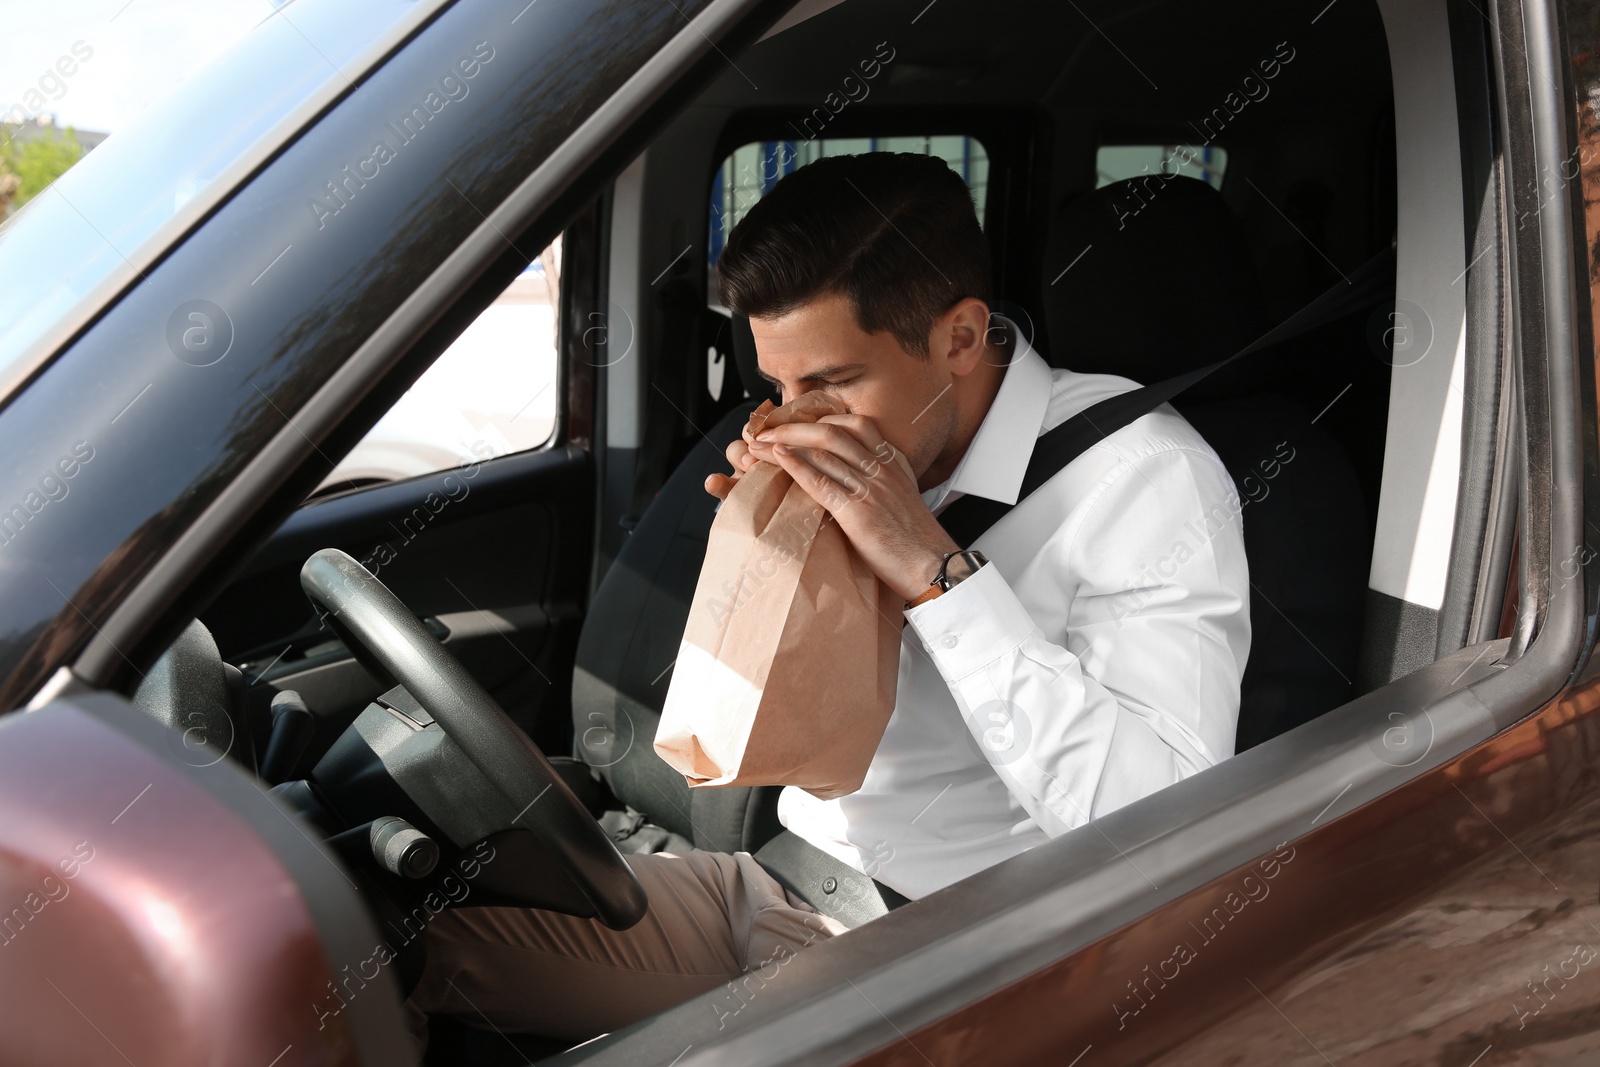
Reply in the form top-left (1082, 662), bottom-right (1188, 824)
top-left (1043, 176), bottom-right (1368, 749)
top-left (570, 327), bottom-right (784, 855)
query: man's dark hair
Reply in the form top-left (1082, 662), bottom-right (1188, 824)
top-left (716, 152), bottom-right (991, 358)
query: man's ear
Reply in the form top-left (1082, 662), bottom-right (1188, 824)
top-left (931, 297), bottom-right (992, 377)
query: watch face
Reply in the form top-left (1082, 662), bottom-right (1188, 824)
top-left (941, 550), bottom-right (987, 588)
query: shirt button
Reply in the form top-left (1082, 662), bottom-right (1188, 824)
top-left (942, 634), bottom-right (959, 649)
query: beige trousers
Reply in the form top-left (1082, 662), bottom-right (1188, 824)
top-left (404, 849), bottom-right (849, 1052)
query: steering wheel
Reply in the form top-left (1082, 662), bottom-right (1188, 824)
top-left (299, 548), bottom-right (648, 930)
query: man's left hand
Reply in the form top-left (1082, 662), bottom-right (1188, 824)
top-left (747, 413), bottom-right (959, 602)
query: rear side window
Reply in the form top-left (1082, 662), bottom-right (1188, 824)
top-left (1097, 144), bottom-right (1228, 189)
top-left (707, 134), bottom-right (990, 290)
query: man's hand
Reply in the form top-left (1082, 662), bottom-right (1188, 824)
top-left (704, 436), bottom-right (757, 501)
top-left (746, 413), bottom-right (959, 602)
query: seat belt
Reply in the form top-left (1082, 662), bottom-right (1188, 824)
top-left (752, 830), bottom-right (911, 929)
top-left (937, 246), bottom-right (1394, 548)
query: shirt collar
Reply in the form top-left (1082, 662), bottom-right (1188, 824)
top-left (921, 325), bottom-right (1054, 512)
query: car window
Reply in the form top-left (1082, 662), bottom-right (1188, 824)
top-left (708, 134), bottom-right (990, 290)
top-left (315, 238), bottom-right (562, 498)
top-left (1096, 144), bottom-right (1228, 189)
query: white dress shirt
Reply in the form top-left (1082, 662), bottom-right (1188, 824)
top-left (777, 333), bottom-right (1251, 900)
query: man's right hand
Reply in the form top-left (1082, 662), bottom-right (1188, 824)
top-left (704, 437), bottom-right (759, 500)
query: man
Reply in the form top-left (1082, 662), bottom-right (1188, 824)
top-left (405, 152), bottom-right (1249, 1048)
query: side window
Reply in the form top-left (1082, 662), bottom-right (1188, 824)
top-left (314, 237), bottom-right (562, 498)
top-left (1096, 144), bottom-right (1228, 189)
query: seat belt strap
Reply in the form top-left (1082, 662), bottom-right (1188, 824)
top-left (936, 246), bottom-right (1392, 549)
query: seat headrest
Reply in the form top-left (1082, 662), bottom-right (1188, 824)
top-left (1042, 175), bottom-right (1267, 384)
top-left (731, 314), bottom-right (779, 404)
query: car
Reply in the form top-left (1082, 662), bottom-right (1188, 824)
top-left (0, 0), bottom-right (1595, 1063)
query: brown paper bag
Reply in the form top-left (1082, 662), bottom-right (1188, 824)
top-left (654, 393), bottom-right (906, 800)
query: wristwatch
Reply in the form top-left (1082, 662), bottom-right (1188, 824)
top-left (906, 549), bottom-right (989, 609)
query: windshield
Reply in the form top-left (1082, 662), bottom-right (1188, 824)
top-left (0, 0), bottom-right (442, 392)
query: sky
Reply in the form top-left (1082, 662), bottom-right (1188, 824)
top-left (0, 0), bottom-right (280, 135)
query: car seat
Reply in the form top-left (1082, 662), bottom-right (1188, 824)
top-left (568, 316), bottom-right (783, 854)
top-left (1041, 175), bottom-right (1369, 749)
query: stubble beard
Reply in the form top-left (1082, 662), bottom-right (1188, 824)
top-left (906, 384), bottom-right (962, 490)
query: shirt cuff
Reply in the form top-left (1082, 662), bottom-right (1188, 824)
top-left (904, 561), bottom-right (1038, 680)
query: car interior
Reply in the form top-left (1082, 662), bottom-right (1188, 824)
top-left (114, 0), bottom-right (1514, 1058)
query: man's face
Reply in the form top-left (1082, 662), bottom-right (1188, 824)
top-left (750, 291), bottom-right (956, 480)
